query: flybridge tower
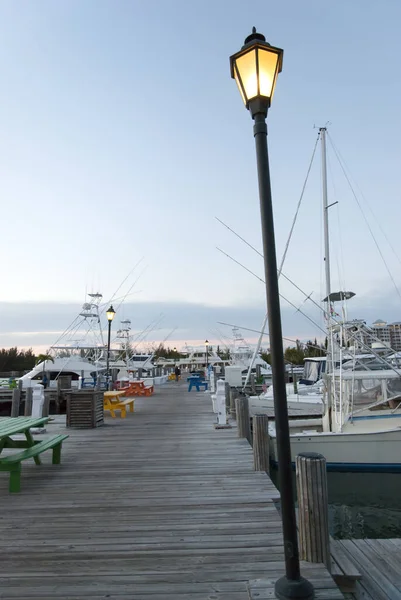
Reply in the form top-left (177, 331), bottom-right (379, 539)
top-left (116, 319), bottom-right (132, 363)
top-left (51, 291), bottom-right (105, 359)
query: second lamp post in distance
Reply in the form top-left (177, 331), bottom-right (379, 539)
top-left (106, 305), bottom-right (116, 390)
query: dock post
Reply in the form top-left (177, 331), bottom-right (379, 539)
top-left (24, 387), bottom-right (33, 416)
top-left (235, 396), bottom-right (251, 443)
top-left (250, 373), bottom-right (256, 394)
top-left (253, 414), bottom-right (269, 472)
top-left (215, 380), bottom-right (229, 427)
top-left (42, 391), bottom-right (50, 417)
top-left (296, 452), bottom-right (331, 572)
top-left (224, 382), bottom-right (231, 413)
top-left (11, 388), bottom-right (21, 417)
top-left (230, 387), bottom-right (239, 418)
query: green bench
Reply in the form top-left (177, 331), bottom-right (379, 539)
top-left (0, 434), bottom-right (69, 493)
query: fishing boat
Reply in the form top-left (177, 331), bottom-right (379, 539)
top-left (268, 127), bottom-right (401, 472)
top-left (230, 327), bottom-right (272, 377)
top-left (20, 293), bottom-right (158, 388)
top-left (20, 293), bottom-right (107, 388)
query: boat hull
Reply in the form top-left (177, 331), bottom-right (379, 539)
top-left (269, 427), bottom-right (401, 472)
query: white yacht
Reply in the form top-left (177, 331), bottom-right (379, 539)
top-left (20, 294), bottom-right (156, 388)
top-left (20, 356), bottom-right (105, 388)
top-left (169, 345), bottom-right (226, 371)
top-left (230, 328), bottom-right (272, 376)
top-left (268, 127), bottom-right (401, 472)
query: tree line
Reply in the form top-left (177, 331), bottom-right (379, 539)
top-left (261, 338), bottom-right (326, 366)
top-left (0, 348), bottom-right (38, 372)
top-left (152, 339), bottom-right (325, 366)
top-left (0, 339), bottom-right (325, 372)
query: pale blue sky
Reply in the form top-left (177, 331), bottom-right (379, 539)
top-left (0, 1), bottom-right (400, 349)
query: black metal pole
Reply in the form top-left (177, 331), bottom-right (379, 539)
top-left (106, 319), bottom-right (112, 389)
top-left (251, 108), bottom-right (313, 600)
top-left (206, 345), bottom-right (209, 374)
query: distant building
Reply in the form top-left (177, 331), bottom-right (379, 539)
top-left (390, 322), bottom-right (401, 351)
top-left (370, 319), bottom-right (401, 351)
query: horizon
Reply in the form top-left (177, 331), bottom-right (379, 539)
top-left (0, 1), bottom-right (400, 349)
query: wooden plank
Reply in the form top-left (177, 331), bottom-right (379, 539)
top-left (364, 539), bottom-right (401, 585)
top-left (331, 539), bottom-right (362, 579)
top-left (340, 539), bottom-right (399, 600)
top-left (0, 383), bottom-right (339, 598)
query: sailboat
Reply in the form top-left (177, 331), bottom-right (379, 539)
top-left (269, 127), bottom-right (401, 472)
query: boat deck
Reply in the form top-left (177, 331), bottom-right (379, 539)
top-left (0, 381), bottom-right (341, 599)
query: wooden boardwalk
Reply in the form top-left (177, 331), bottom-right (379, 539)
top-left (0, 382), bottom-right (342, 599)
top-left (338, 539), bottom-right (401, 600)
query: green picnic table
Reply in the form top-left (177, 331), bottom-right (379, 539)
top-left (0, 417), bottom-right (68, 493)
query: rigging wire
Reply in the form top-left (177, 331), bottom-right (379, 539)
top-left (327, 132), bottom-right (401, 305)
top-left (114, 266), bottom-right (147, 313)
top-left (217, 132), bottom-right (320, 388)
top-left (328, 133), bottom-right (401, 271)
top-left (101, 257), bottom-right (145, 315)
top-left (131, 314), bottom-right (165, 351)
top-left (216, 242), bottom-right (325, 326)
top-left (278, 132), bottom-right (321, 275)
top-left (216, 246), bottom-right (326, 335)
top-left (217, 320), bottom-right (326, 352)
top-left (50, 317), bottom-right (87, 350)
top-left (49, 315), bottom-right (81, 350)
top-left (327, 144), bottom-right (346, 292)
top-left (216, 217), bottom-right (323, 307)
top-left (217, 243), bottom-right (400, 374)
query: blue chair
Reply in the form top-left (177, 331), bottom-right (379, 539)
top-left (188, 376), bottom-right (208, 392)
top-left (188, 376), bottom-right (199, 392)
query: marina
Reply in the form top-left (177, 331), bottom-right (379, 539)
top-left (0, 4), bottom-right (400, 600)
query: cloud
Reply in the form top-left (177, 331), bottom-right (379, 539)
top-left (0, 291), bottom-right (399, 351)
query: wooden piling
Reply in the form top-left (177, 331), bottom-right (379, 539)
top-left (235, 396), bottom-right (251, 443)
top-left (253, 414), bottom-right (269, 472)
top-left (296, 452), bottom-right (331, 572)
top-left (224, 382), bottom-right (231, 412)
top-left (24, 388), bottom-right (33, 416)
top-left (11, 388), bottom-right (21, 417)
top-left (230, 387), bottom-right (239, 418)
top-left (42, 393), bottom-right (51, 417)
top-left (250, 373), bottom-right (256, 394)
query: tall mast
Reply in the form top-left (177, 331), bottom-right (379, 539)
top-left (320, 127), bottom-right (331, 305)
top-left (320, 127), bottom-right (333, 433)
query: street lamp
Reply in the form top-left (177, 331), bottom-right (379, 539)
top-left (106, 305), bottom-right (116, 389)
top-left (204, 340), bottom-right (209, 376)
top-left (230, 29), bottom-right (313, 600)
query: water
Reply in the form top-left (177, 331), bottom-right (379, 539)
top-left (270, 470), bottom-right (401, 539)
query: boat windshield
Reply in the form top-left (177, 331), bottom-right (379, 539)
top-left (302, 360), bottom-right (325, 384)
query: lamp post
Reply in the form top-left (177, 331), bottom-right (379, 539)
top-left (106, 305), bottom-right (116, 390)
top-left (204, 340), bottom-right (209, 376)
top-left (230, 29), bottom-right (313, 600)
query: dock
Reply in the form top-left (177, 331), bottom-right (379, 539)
top-left (333, 538), bottom-right (401, 600)
top-left (0, 381), bottom-right (341, 599)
